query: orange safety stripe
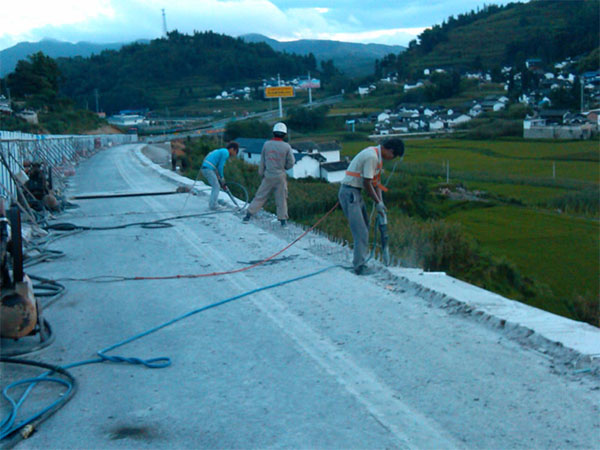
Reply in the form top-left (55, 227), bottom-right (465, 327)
top-left (345, 147), bottom-right (389, 192)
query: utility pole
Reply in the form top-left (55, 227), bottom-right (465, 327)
top-left (162, 9), bottom-right (168, 36)
top-left (308, 71), bottom-right (312, 106)
top-left (580, 76), bottom-right (584, 113)
top-left (277, 73), bottom-right (283, 118)
top-left (94, 88), bottom-right (99, 113)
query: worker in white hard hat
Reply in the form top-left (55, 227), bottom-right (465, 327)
top-left (243, 122), bottom-right (295, 226)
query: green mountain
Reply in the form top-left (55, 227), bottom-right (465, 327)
top-left (240, 34), bottom-right (405, 77)
top-left (0, 39), bottom-right (145, 77)
top-left (55, 31), bottom-right (320, 114)
top-left (381, 0), bottom-right (599, 77)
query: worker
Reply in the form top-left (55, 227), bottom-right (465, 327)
top-left (243, 122), bottom-right (295, 226)
top-left (338, 138), bottom-right (404, 275)
top-left (201, 142), bottom-right (239, 210)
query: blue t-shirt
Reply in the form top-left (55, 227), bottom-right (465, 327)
top-left (202, 148), bottom-right (229, 178)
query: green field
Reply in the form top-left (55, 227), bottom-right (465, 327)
top-left (446, 206), bottom-right (598, 313)
top-left (311, 136), bottom-right (599, 324)
top-left (403, 139), bottom-right (599, 184)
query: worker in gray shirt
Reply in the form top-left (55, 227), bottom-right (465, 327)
top-left (243, 122), bottom-right (295, 226)
top-left (339, 138), bottom-right (404, 275)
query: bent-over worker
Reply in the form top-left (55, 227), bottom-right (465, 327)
top-left (338, 138), bottom-right (404, 275)
top-left (201, 142), bottom-right (239, 210)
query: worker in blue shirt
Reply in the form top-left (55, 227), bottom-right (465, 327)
top-left (201, 142), bottom-right (239, 210)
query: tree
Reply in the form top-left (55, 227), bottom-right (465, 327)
top-left (225, 119), bottom-right (271, 141)
top-left (424, 70), bottom-right (461, 101)
top-left (286, 105), bottom-right (329, 131)
top-left (7, 52), bottom-right (60, 100)
top-left (549, 77), bottom-right (581, 110)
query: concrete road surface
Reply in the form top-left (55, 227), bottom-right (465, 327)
top-left (4, 144), bottom-right (599, 449)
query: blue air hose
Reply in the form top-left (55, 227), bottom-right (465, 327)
top-left (0, 264), bottom-right (339, 441)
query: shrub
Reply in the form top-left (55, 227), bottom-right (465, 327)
top-left (460, 118), bottom-right (522, 139)
top-left (567, 292), bottom-right (599, 326)
top-left (546, 187), bottom-right (600, 216)
top-left (225, 119), bottom-right (270, 141)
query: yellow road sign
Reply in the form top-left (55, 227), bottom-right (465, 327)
top-left (264, 86), bottom-right (295, 98)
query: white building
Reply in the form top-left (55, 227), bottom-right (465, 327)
top-left (17, 109), bottom-right (38, 124)
top-left (377, 112), bottom-right (390, 122)
top-left (320, 162), bottom-right (350, 183)
top-left (108, 114), bottom-right (145, 126)
top-left (237, 138), bottom-right (348, 183)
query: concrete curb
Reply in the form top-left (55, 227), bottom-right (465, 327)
top-left (389, 267), bottom-right (600, 374)
top-left (134, 144), bottom-right (241, 209)
top-left (133, 143), bottom-right (600, 374)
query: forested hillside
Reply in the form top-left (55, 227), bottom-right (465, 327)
top-left (57, 31), bottom-right (321, 114)
top-left (241, 33), bottom-right (405, 77)
top-left (0, 39), bottom-right (133, 77)
top-left (378, 0), bottom-right (599, 78)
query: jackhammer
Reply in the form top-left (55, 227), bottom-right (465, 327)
top-left (377, 211), bottom-right (390, 266)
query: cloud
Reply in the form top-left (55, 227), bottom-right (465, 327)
top-left (0, 0), bottom-right (115, 36)
top-left (0, 0), bottom-right (525, 50)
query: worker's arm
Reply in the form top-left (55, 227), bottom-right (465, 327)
top-left (284, 148), bottom-right (295, 170)
top-left (218, 151), bottom-right (228, 186)
top-left (363, 178), bottom-right (382, 204)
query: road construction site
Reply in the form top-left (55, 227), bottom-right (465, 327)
top-left (1, 143), bottom-right (599, 449)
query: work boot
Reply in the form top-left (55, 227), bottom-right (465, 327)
top-left (242, 213), bottom-right (251, 223)
top-left (280, 219), bottom-right (287, 227)
top-left (354, 264), bottom-right (375, 275)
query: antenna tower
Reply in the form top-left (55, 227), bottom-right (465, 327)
top-left (162, 9), bottom-right (168, 36)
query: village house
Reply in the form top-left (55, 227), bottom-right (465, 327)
top-left (108, 113), bottom-right (146, 127)
top-left (237, 138), bottom-right (348, 183)
top-left (16, 109), bottom-right (38, 125)
top-left (523, 109), bottom-right (596, 140)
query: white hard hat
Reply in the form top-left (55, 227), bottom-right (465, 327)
top-left (273, 122), bottom-right (287, 134)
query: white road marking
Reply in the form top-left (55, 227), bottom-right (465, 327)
top-left (114, 145), bottom-right (462, 449)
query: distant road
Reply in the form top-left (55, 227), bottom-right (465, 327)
top-left (143, 94), bottom-right (344, 143)
top-left (15, 143), bottom-right (599, 449)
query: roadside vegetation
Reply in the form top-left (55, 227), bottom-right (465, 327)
top-left (0, 52), bottom-right (105, 134)
top-left (180, 132), bottom-right (599, 327)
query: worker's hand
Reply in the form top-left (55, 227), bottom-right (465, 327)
top-left (219, 178), bottom-right (226, 188)
top-left (375, 202), bottom-right (387, 215)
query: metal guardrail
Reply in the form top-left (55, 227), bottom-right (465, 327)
top-left (0, 131), bottom-right (138, 204)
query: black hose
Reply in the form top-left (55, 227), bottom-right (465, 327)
top-left (44, 209), bottom-right (228, 232)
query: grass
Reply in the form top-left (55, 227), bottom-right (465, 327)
top-left (329, 107), bottom-right (380, 114)
top-left (403, 139), bottom-right (600, 183)
top-left (462, 181), bottom-right (571, 204)
top-left (445, 205), bottom-right (599, 314)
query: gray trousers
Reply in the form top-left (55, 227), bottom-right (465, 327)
top-left (248, 174), bottom-right (288, 220)
top-left (201, 167), bottom-right (220, 208)
top-left (339, 184), bottom-right (369, 270)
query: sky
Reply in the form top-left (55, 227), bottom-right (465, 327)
top-left (0, 0), bottom-right (527, 51)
